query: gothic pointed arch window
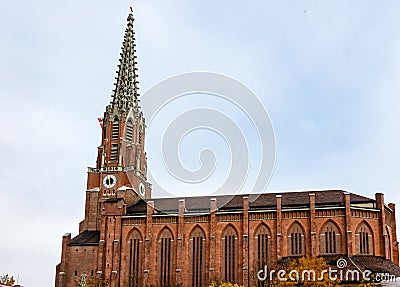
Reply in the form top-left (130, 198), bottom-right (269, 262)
top-left (288, 222), bottom-right (305, 256)
top-left (190, 226), bottom-right (206, 287)
top-left (254, 224), bottom-right (270, 268)
top-left (356, 222), bottom-right (374, 255)
top-left (254, 224), bottom-right (270, 287)
top-left (127, 229), bottom-right (143, 287)
top-left (157, 227), bottom-right (174, 287)
top-left (222, 225), bottom-right (238, 283)
top-left (126, 119), bottom-right (134, 142)
top-left (319, 221), bottom-right (342, 255)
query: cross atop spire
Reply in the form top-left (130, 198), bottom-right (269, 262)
top-left (108, 8), bottom-right (140, 115)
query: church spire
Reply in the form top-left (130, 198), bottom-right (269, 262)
top-left (108, 7), bottom-right (139, 114)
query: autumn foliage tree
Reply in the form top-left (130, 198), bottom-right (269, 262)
top-left (208, 282), bottom-right (243, 287)
top-left (85, 277), bottom-right (110, 287)
top-left (76, 274), bottom-right (110, 287)
top-left (0, 274), bottom-right (15, 286)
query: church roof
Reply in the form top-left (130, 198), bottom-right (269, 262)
top-left (351, 255), bottom-right (400, 277)
top-left (69, 230), bottom-right (100, 246)
top-left (126, 190), bottom-right (374, 215)
top-left (126, 198), bottom-right (148, 214)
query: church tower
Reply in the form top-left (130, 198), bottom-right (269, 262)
top-left (80, 9), bottom-right (151, 232)
top-left (56, 9), bottom-right (153, 287)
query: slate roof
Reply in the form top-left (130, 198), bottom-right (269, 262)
top-left (352, 255), bottom-right (400, 278)
top-left (69, 230), bottom-right (100, 246)
top-left (126, 190), bottom-right (374, 215)
top-left (126, 198), bottom-right (148, 214)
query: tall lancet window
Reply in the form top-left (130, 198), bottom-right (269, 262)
top-left (222, 225), bottom-right (238, 283)
top-left (126, 119), bottom-right (133, 142)
top-left (158, 228), bottom-right (174, 287)
top-left (112, 117), bottom-right (119, 140)
top-left (356, 222), bottom-right (373, 255)
top-left (319, 221), bottom-right (342, 255)
top-left (288, 222), bottom-right (305, 256)
top-left (190, 227), bottom-right (205, 287)
top-left (255, 224), bottom-right (270, 287)
top-left (255, 224), bottom-right (270, 266)
top-left (128, 229), bottom-right (142, 287)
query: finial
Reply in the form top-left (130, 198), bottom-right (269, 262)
top-left (127, 7), bottom-right (134, 22)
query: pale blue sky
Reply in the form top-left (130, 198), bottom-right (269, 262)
top-left (1, 1), bottom-right (400, 286)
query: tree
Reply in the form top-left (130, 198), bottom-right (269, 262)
top-left (0, 274), bottom-right (15, 286)
top-left (208, 282), bottom-right (243, 287)
top-left (85, 277), bottom-right (110, 287)
top-left (356, 280), bottom-right (376, 287)
top-left (77, 274), bottom-right (87, 287)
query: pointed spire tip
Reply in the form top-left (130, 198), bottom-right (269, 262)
top-left (109, 6), bottom-right (140, 113)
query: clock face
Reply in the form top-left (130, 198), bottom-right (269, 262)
top-left (103, 174), bottom-right (117, 189)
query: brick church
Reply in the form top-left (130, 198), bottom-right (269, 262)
top-left (55, 9), bottom-right (400, 287)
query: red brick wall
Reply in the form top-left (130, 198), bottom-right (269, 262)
top-left (56, 192), bottom-right (399, 287)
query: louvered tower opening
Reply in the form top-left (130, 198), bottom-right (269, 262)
top-left (110, 144), bottom-right (118, 162)
top-left (112, 118), bottom-right (119, 140)
top-left (126, 120), bottom-right (133, 142)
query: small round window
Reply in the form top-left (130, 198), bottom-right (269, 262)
top-left (139, 183), bottom-right (145, 196)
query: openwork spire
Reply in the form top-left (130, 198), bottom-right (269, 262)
top-left (109, 8), bottom-right (139, 113)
